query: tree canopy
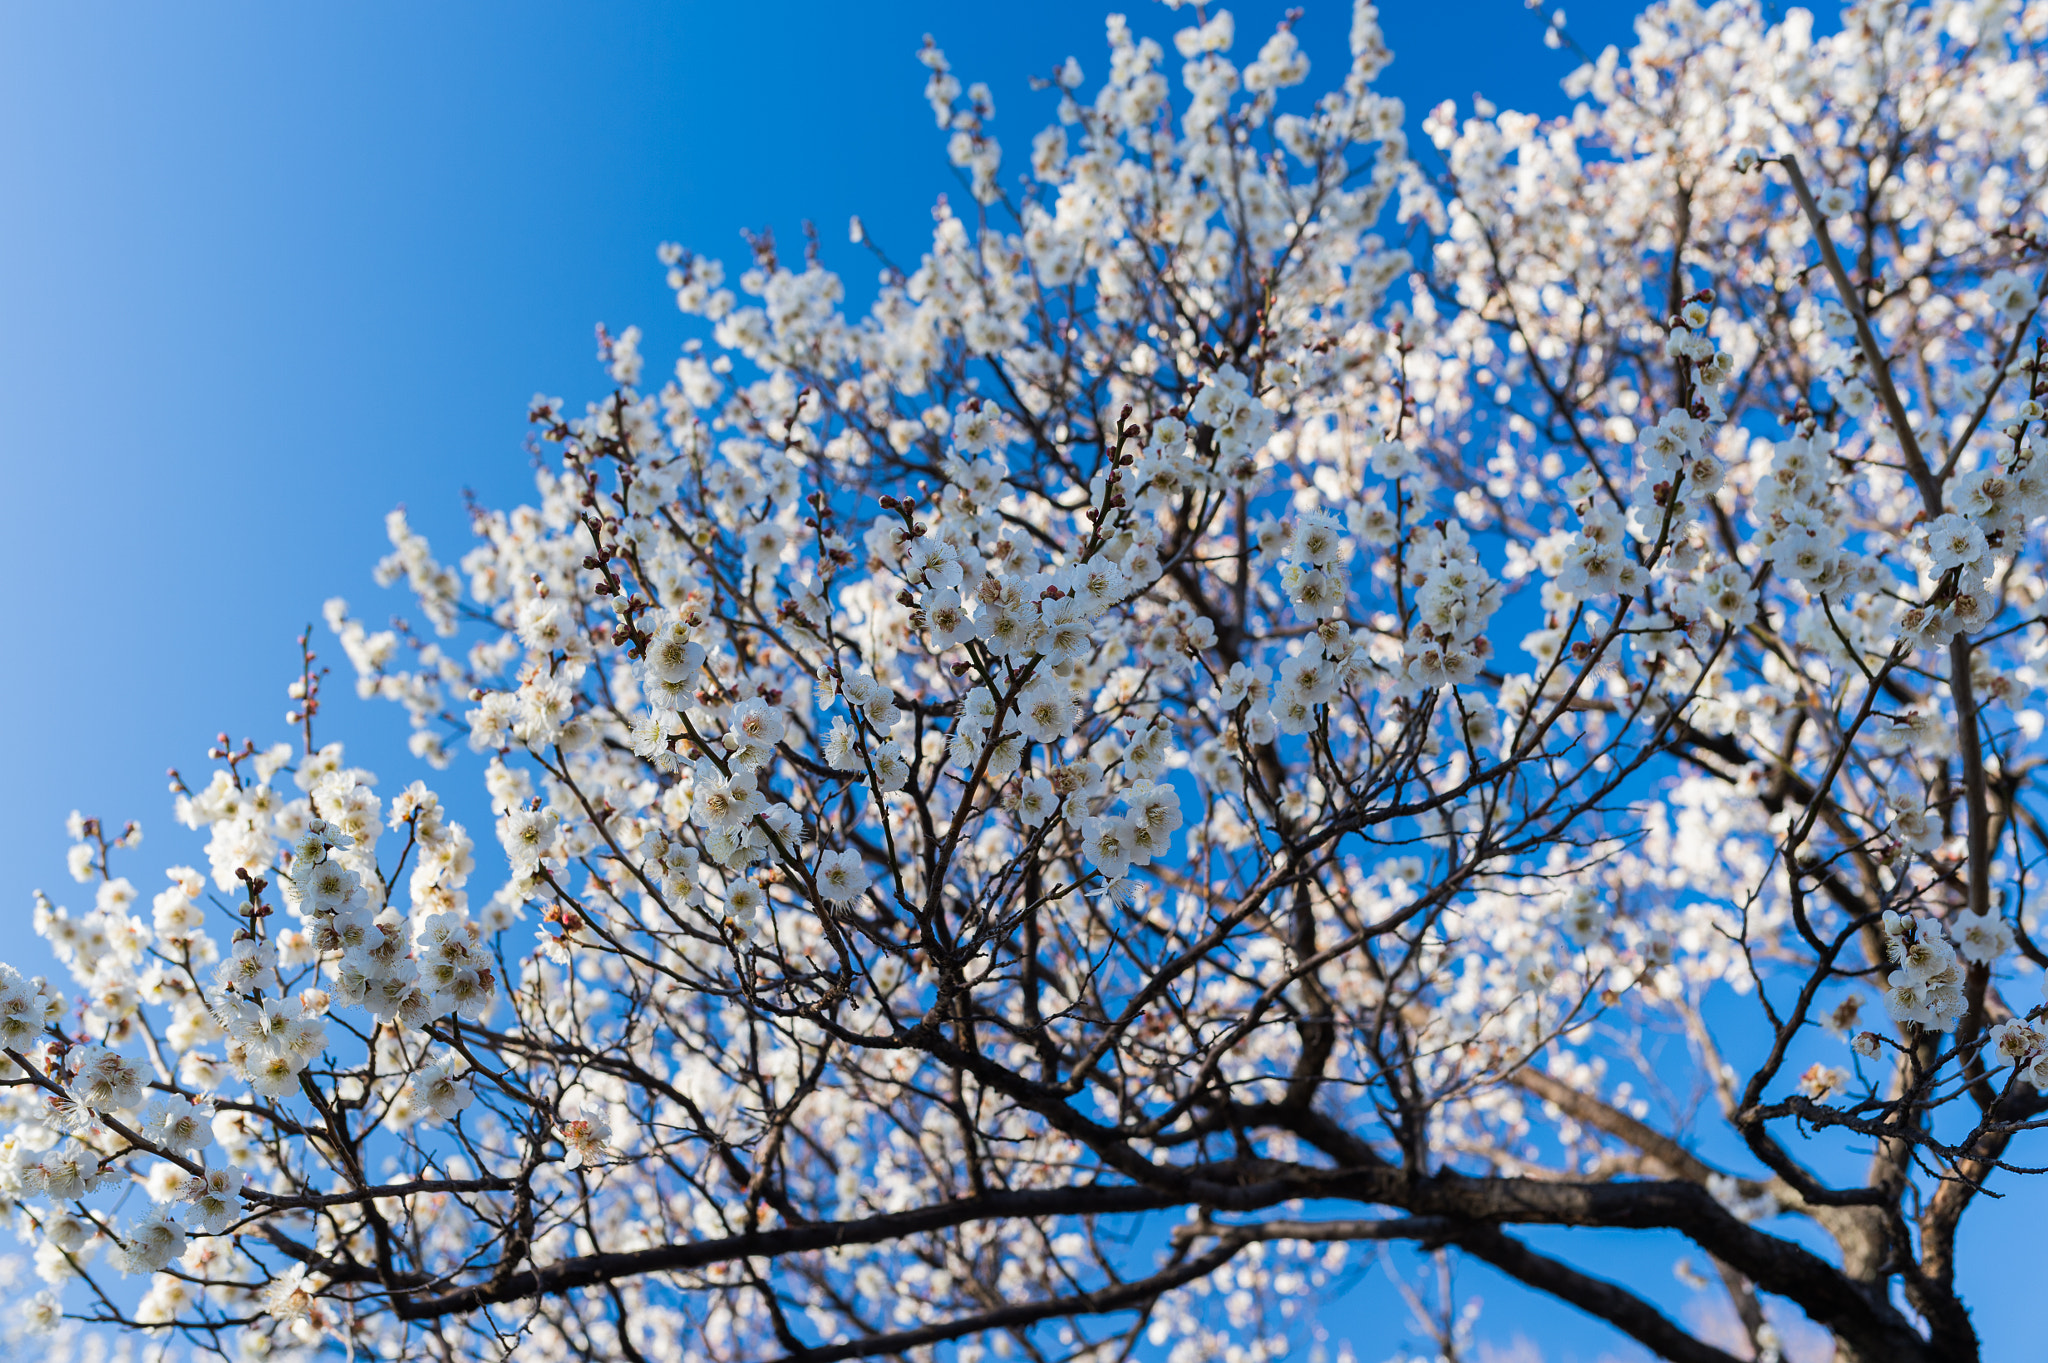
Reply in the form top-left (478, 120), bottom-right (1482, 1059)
top-left (5, 2), bottom-right (2048, 1360)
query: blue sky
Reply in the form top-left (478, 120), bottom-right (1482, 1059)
top-left (1, 2), bottom-right (2034, 1359)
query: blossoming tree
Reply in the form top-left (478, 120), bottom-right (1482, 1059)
top-left (5, 1), bottom-right (2048, 1360)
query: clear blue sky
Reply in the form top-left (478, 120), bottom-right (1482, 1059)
top-left (0, 2), bottom-right (2031, 1359)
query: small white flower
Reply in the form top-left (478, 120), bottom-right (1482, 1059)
top-left (815, 850), bottom-right (871, 905)
top-left (559, 1108), bottom-right (611, 1169)
top-left (1923, 513), bottom-right (1987, 572)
